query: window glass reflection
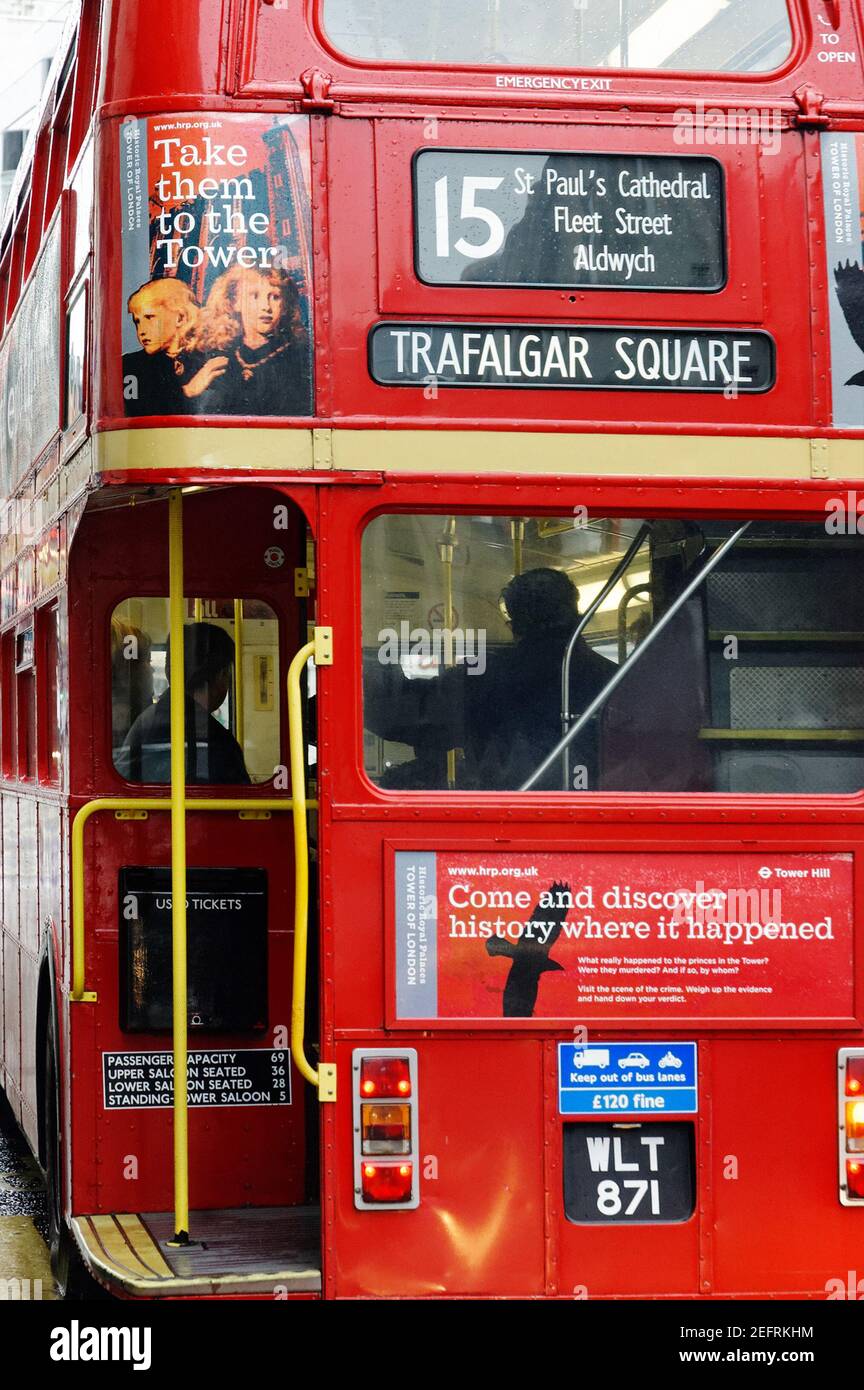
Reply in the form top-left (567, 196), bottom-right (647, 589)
top-left (323, 0), bottom-right (792, 73)
top-left (111, 598), bottom-right (280, 785)
top-left (362, 515), bottom-right (864, 794)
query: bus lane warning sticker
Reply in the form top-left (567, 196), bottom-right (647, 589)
top-left (557, 1041), bottom-right (698, 1116)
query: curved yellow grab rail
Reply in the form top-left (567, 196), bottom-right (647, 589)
top-left (287, 630), bottom-right (336, 1101)
top-left (70, 797), bottom-right (316, 1003)
top-left (168, 488), bottom-right (189, 1242)
top-left (286, 641), bottom-right (320, 1090)
top-left (71, 631), bottom-right (333, 1111)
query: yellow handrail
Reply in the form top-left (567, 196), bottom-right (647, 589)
top-left (70, 797), bottom-right (315, 1004)
top-left (73, 486), bottom-right (333, 1244)
top-left (287, 641), bottom-right (318, 1089)
top-left (69, 610), bottom-right (332, 1238)
top-left (168, 489), bottom-right (189, 1242)
top-left (233, 598), bottom-right (245, 752)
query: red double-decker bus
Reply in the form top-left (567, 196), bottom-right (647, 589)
top-left (2, 0), bottom-right (864, 1302)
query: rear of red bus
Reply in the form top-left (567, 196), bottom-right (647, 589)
top-left (3, 0), bottom-right (864, 1301)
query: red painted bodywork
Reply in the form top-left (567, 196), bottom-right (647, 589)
top-left (0, 0), bottom-right (863, 1300)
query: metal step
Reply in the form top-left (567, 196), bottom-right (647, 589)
top-left (72, 1206), bottom-right (321, 1298)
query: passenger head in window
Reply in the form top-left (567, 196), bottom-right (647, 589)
top-left (123, 278), bottom-right (206, 418)
top-left (464, 567), bottom-right (615, 791)
top-left (180, 622), bottom-right (236, 717)
top-left (115, 622), bottom-right (250, 785)
top-left (190, 266), bottom-right (312, 417)
top-left (500, 566), bottom-right (580, 641)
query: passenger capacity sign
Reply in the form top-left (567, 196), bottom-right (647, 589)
top-left (413, 149), bottom-right (725, 289)
top-left (558, 1041), bottom-right (698, 1115)
top-left (392, 850), bottom-right (855, 1025)
top-left (103, 1049), bottom-right (292, 1109)
top-left (369, 323), bottom-right (774, 393)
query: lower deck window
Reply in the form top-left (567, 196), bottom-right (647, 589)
top-left (111, 598), bottom-right (281, 785)
top-left (361, 515), bottom-right (864, 795)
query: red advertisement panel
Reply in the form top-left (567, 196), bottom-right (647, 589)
top-left (392, 850), bottom-right (855, 1024)
top-left (119, 113), bottom-right (314, 419)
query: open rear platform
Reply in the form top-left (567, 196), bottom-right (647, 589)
top-left (72, 1206), bottom-right (321, 1297)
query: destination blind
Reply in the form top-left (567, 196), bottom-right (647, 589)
top-left (369, 323), bottom-right (775, 393)
top-left (414, 149), bottom-right (725, 290)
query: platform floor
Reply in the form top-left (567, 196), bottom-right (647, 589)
top-left (72, 1205), bottom-right (321, 1297)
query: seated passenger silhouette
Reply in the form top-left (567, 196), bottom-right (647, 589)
top-left (462, 567), bottom-right (615, 790)
top-left (365, 567), bottom-right (614, 790)
top-left (117, 622), bottom-right (249, 785)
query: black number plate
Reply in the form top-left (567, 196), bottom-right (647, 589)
top-left (563, 1122), bottom-right (695, 1224)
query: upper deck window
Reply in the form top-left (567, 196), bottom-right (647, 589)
top-left (321, 0), bottom-right (792, 73)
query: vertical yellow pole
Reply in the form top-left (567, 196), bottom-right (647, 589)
top-left (168, 489), bottom-right (190, 1243)
top-left (233, 598), bottom-right (245, 754)
top-left (193, 599), bottom-right (203, 622)
top-left (511, 519), bottom-right (525, 576)
top-left (438, 518), bottom-right (458, 789)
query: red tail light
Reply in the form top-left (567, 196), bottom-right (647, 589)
top-left (353, 1049), bottom-right (419, 1210)
top-left (847, 1161), bottom-right (864, 1201)
top-left (361, 1163), bottom-right (414, 1204)
top-left (845, 1057), bottom-right (864, 1097)
top-left (360, 1056), bottom-right (412, 1099)
top-left (840, 1050), bottom-right (864, 1204)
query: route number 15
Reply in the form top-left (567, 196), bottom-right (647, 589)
top-left (434, 175), bottom-right (505, 260)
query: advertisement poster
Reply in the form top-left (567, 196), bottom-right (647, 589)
top-left (393, 849), bottom-right (854, 1023)
top-left (119, 113), bottom-right (314, 418)
top-left (822, 131), bottom-right (864, 426)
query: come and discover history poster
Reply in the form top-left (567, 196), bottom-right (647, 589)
top-left (822, 130), bottom-right (864, 427)
top-left (393, 849), bottom-right (855, 1024)
top-left (119, 113), bottom-right (314, 419)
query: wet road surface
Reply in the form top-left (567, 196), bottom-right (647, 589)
top-left (0, 1093), bottom-right (56, 1300)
